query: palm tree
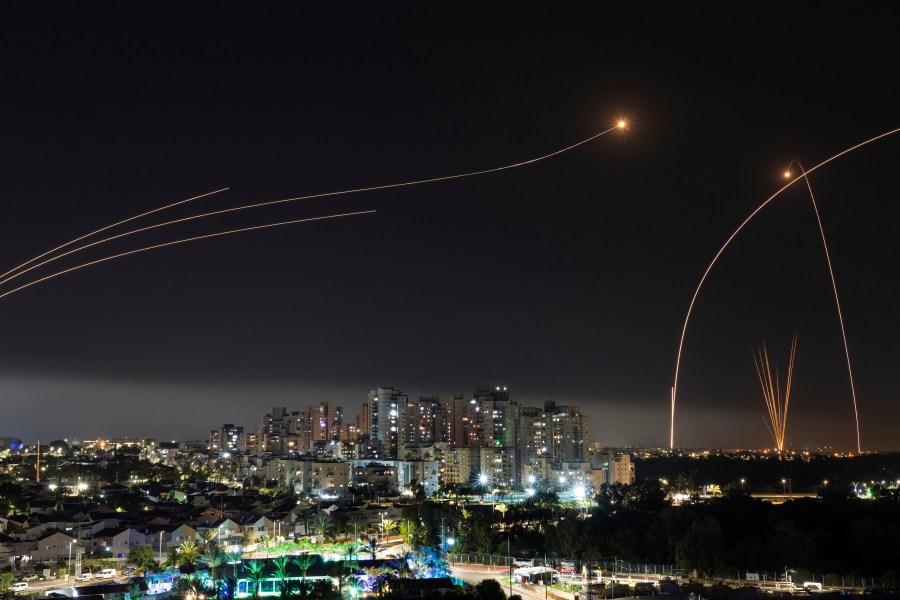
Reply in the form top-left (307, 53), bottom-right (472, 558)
top-left (272, 555), bottom-right (294, 600)
top-left (126, 583), bottom-right (145, 600)
top-left (198, 529), bottom-right (218, 548)
top-left (312, 514), bottom-right (331, 542)
top-left (225, 550), bottom-right (244, 579)
top-left (347, 517), bottom-right (365, 542)
top-left (178, 540), bottom-right (200, 567)
top-left (243, 560), bottom-right (265, 599)
top-left (362, 566), bottom-right (386, 596)
top-left (495, 503), bottom-right (509, 530)
top-left (172, 574), bottom-right (202, 600)
top-left (295, 554), bottom-right (316, 581)
top-left (200, 545), bottom-right (227, 599)
top-left (256, 534), bottom-right (275, 558)
top-left (163, 547), bottom-right (180, 569)
top-left (380, 518), bottom-right (396, 541)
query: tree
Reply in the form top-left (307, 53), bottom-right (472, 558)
top-left (178, 540), bottom-right (200, 567)
top-left (225, 550), bottom-right (244, 581)
top-left (674, 516), bottom-right (726, 577)
top-left (313, 514), bottom-right (331, 542)
top-left (347, 517), bottom-right (366, 542)
top-left (127, 546), bottom-right (159, 571)
top-left (200, 545), bottom-right (227, 599)
top-left (272, 555), bottom-right (294, 600)
top-left (380, 518), bottom-right (396, 539)
top-left (243, 560), bottom-right (265, 599)
top-left (295, 554), bottom-right (317, 580)
top-left (163, 547), bottom-right (180, 569)
top-left (257, 534), bottom-right (275, 557)
top-left (198, 529), bottom-right (218, 547)
top-left (172, 574), bottom-right (202, 600)
top-left (127, 582), bottom-right (145, 600)
top-left (474, 579), bottom-right (507, 600)
top-left (413, 547), bottom-right (450, 579)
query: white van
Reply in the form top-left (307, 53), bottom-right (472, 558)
top-left (97, 569), bottom-right (117, 579)
top-left (75, 572), bottom-right (93, 582)
top-left (10, 582), bottom-right (29, 592)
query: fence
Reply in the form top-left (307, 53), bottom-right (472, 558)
top-left (448, 553), bottom-right (676, 577)
top-left (449, 554), bottom-right (893, 591)
top-left (734, 570), bottom-right (891, 590)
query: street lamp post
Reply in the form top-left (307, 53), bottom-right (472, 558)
top-left (740, 478), bottom-right (745, 492)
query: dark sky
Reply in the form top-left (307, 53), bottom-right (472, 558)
top-left (1, 6), bottom-right (898, 450)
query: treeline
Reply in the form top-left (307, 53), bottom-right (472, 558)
top-left (545, 486), bottom-right (900, 578)
top-left (429, 482), bottom-right (900, 579)
top-left (636, 453), bottom-right (900, 493)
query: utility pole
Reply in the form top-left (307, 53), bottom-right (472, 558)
top-left (36, 440), bottom-right (40, 482)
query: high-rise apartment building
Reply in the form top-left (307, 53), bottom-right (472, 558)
top-left (440, 394), bottom-right (478, 447)
top-left (209, 424), bottom-right (246, 454)
top-left (368, 387), bottom-right (408, 459)
top-left (546, 401), bottom-right (588, 463)
top-left (355, 402), bottom-right (371, 439)
top-left (402, 395), bottom-right (440, 448)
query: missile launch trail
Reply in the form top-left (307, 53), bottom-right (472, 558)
top-left (671, 126), bottom-right (900, 452)
top-left (0, 211), bottom-right (376, 301)
top-left (0, 124), bottom-right (622, 289)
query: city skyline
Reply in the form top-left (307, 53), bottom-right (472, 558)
top-left (1, 6), bottom-right (899, 451)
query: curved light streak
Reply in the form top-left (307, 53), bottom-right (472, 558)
top-left (671, 127), bottom-right (900, 450)
top-left (0, 125), bottom-right (620, 288)
top-left (753, 334), bottom-right (798, 452)
top-left (0, 188), bottom-right (229, 282)
top-left (0, 210), bottom-right (376, 301)
top-left (791, 160), bottom-right (861, 454)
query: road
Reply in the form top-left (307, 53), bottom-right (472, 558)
top-left (451, 564), bottom-right (565, 600)
top-left (14, 575), bottom-right (134, 596)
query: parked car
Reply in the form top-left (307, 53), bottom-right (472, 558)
top-left (97, 569), bottom-right (116, 579)
top-left (75, 573), bottom-right (93, 582)
top-left (21, 574), bottom-right (38, 582)
top-left (10, 582), bottom-right (29, 592)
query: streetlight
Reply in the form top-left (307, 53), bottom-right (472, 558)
top-left (573, 485), bottom-right (587, 518)
top-left (478, 473), bottom-right (490, 500)
top-left (781, 479), bottom-right (787, 495)
top-left (740, 478), bottom-right (745, 492)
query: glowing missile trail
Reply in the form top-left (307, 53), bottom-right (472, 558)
top-left (0, 210), bottom-right (376, 301)
top-left (753, 335), bottom-right (798, 452)
top-left (788, 161), bottom-right (861, 455)
top-left (0, 124), bottom-right (621, 289)
top-left (670, 126), bottom-right (900, 451)
top-left (0, 188), bottom-right (229, 282)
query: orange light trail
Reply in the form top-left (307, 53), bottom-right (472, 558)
top-left (0, 125), bottom-right (621, 289)
top-left (753, 335), bottom-right (798, 452)
top-left (0, 188), bottom-right (229, 282)
top-left (0, 210), bottom-right (376, 301)
top-left (671, 126), bottom-right (900, 451)
top-left (791, 160), bottom-right (861, 454)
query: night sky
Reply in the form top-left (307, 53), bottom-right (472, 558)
top-left (1, 6), bottom-right (898, 450)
